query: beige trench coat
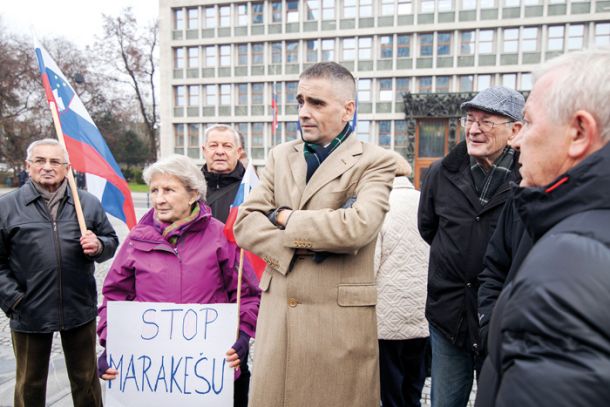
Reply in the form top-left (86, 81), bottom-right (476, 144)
top-left (234, 135), bottom-right (394, 407)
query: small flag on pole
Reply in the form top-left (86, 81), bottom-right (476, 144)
top-left (271, 89), bottom-right (279, 137)
top-left (224, 163), bottom-right (266, 279)
top-left (35, 42), bottom-right (137, 229)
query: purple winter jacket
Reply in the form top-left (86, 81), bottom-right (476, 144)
top-left (97, 202), bottom-right (261, 347)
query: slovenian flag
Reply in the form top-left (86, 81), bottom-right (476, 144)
top-left (35, 43), bottom-right (136, 229)
top-left (224, 163), bottom-right (266, 279)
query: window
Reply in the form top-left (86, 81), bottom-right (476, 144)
top-left (460, 31), bottom-right (475, 55)
top-left (187, 47), bottom-right (199, 68)
top-left (174, 48), bottom-right (185, 69)
top-left (595, 23), bottom-right (610, 47)
top-left (252, 43), bottom-right (264, 65)
top-left (251, 123), bottom-right (265, 159)
top-left (397, 35), bottom-right (411, 57)
top-left (568, 25), bottom-right (584, 50)
top-left (219, 45), bottom-right (230, 66)
top-left (174, 8), bottom-right (184, 30)
top-left (306, 0), bottom-right (320, 20)
top-left (285, 122), bottom-right (298, 141)
top-left (477, 74), bottom-right (492, 90)
top-left (219, 84), bottom-right (231, 105)
top-left (418, 119), bottom-right (446, 157)
top-left (343, 0), bottom-right (356, 18)
top-left (322, 39), bottom-right (335, 61)
top-left (417, 77), bottom-right (432, 93)
top-left (252, 2), bottom-right (264, 24)
top-left (356, 120), bottom-right (371, 143)
top-left (272, 42), bottom-right (283, 64)
top-left (503, 0), bottom-right (519, 6)
top-left (438, 0), bottom-right (454, 11)
top-left (187, 8), bottom-right (198, 30)
top-left (205, 85), bottom-right (216, 106)
top-left (436, 76), bottom-right (451, 92)
top-left (237, 84), bottom-right (248, 105)
top-left (378, 79), bottom-right (393, 101)
top-left (358, 79), bottom-right (372, 102)
top-left (236, 123), bottom-right (248, 150)
top-left (419, 34), bottom-right (433, 57)
top-left (437, 32), bottom-right (452, 56)
top-left (398, 0), bottom-right (413, 13)
top-left (205, 46), bottom-right (216, 67)
top-left (359, 37), bottom-right (373, 60)
top-left (522, 27), bottom-right (538, 52)
top-left (380, 0), bottom-right (395, 15)
top-left (421, 0), bottom-right (435, 13)
top-left (285, 81), bottom-right (298, 105)
top-left (547, 26), bottom-right (564, 51)
top-left (252, 83), bottom-right (264, 105)
top-left (219, 6), bottom-right (230, 27)
top-left (322, 0), bottom-right (335, 19)
top-left (286, 0), bottom-right (299, 22)
top-left (188, 124), bottom-right (199, 155)
top-left (204, 7), bottom-right (216, 28)
top-left (395, 77), bottom-right (411, 101)
top-left (342, 38), bottom-right (356, 60)
top-left (480, 0), bottom-right (496, 8)
top-left (175, 86), bottom-right (185, 106)
top-left (394, 121), bottom-right (408, 157)
top-left (360, 0), bottom-right (373, 17)
top-left (461, 0), bottom-right (476, 9)
top-left (503, 28), bottom-right (519, 53)
top-left (236, 4), bottom-right (248, 26)
top-left (380, 35), bottom-right (393, 59)
top-left (502, 73), bottom-right (516, 89)
top-left (286, 41), bottom-right (299, 63)
top-left (520, 73), bottom-right (532, 90)
top-left (479, 30), bottom-right (495, 54)
top-left (237, 44), bottom-right (248, 65)
top-left (306, 40), bottom-right (319, 62)
top-left (272, 1), bottom-right (283, 22)
top-left (378, 121), bottom-right (391, 148)
top-left (459, 75), bottom-right (474, 91)
top-left (174, 124), bottom-right (185, 150)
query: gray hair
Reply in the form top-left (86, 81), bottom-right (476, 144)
top-left (142, 154), bottom-right (207, 200)
top-left (203, 124), bottom-right (241, 147)
top-left (532, 48), bottom-right (610, 142)
top-left (26, 138), bottom-right (70, 162)
top-left (300, 62), bottom-right (356, 100)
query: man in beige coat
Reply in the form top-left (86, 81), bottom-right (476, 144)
top-left (234, 62), bottom-right (394, 407)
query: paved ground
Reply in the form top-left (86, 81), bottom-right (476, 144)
top-left (0, 187), bottom-right (476, 406)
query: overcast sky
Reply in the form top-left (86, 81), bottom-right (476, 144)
top-left (1, 0), bottom-right (158, 48)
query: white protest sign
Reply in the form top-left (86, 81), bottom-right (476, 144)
top-left (105, 301), bottom-right (237, 407)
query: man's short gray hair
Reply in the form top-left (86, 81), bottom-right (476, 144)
top-left (533, 48), bottom-right (610, 142)
top-left (26, 138), bottom-right (70, 163)
top-left (300, 62), bottom-right (356, 100)
top-left (203, 124), bottom-right (241, 147)
top-left (143, 154), bottom-right (207, 200)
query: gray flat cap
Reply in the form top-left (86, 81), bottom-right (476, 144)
top-left (461, 86), bottom-right (525, 122)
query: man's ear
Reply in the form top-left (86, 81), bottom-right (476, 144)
top-left (508, 122), bottom-right (523, 144)
top-left (343, 99), bottom-right (356, 123)
top-left (567, 110), bottom-right (602, 159)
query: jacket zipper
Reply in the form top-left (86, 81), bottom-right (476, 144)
top-left (174, 238), bottom-right (183, 303)
top-left (52, 219), bottom-right (64, 329)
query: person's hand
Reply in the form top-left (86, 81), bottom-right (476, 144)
top-left (276, 209), bottom-right (293, 227)
top-left (80, 230), bottom-right (102, 256)
top-left (98, 350), bottom-right (117, 380)
top-left (226, 347), bottom-right (241, 369)
top-left (101, 368), bottom-right (118, 381)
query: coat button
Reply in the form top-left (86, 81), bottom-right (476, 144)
top-left (475, 216), bottom-right (480, 222)
top-left (466, 282), bottom-right (472, 288)
top-left (288, 298), bottom-right (298, 307)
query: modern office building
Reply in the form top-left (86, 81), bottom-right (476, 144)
top-left (159, 0), bottom-right (609, 186)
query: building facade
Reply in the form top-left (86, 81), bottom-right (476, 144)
top-left (159, 0), bottom-right (610, 186)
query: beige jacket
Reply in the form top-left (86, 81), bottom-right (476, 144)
top-left (234, 135), bottom-right (394, 407)
top-left (374, 177), bottom-right (430, 340)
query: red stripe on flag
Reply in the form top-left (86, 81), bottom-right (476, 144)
top-left (224, 206), bottom-right (239, 242)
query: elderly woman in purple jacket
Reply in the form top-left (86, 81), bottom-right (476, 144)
top-left (97, 154), bottom-right (261, 404)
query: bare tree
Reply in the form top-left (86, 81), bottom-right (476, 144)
top-left (95, 8), bottom-right (159, 160)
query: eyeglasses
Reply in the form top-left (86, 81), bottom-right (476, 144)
top-left (28, 158), bottom-right (68, 168)
top-left (460, 117), bottom-right (514, 132)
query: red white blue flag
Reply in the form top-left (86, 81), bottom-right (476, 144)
top-left (224, 163), bottom-right (265, 279)
top-left (35, 43), bottom-right (137, 229)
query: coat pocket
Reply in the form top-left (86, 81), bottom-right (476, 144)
top-left (259, 270), bottom-right (273, 292)
top-left (337, 283), bottom-right (377, 307)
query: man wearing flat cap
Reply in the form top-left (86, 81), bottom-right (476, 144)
top-left (418, 86), bottom-right (524, 407)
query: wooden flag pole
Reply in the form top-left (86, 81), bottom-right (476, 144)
top-left (236, 248), bottom-right (245, 339)
top-left (48, 101), bottom-right (87, 236)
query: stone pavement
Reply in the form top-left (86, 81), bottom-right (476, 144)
top-left (0, 187), bottom-right (476, 406)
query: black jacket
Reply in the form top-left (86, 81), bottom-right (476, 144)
top-left (418, 141), bottom-right (520, 352)
top-left (202, 161), bottom-right (245, 223)
top-left (476, 142), bottom-right (610, 407)
top-left (477, 195), bottom-right (533, 358)
top-left (0, 181), bottom-right (118, 333)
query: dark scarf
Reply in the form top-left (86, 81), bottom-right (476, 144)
top-left (303, 123), bottom-right (352, 183)
top-left (470, 146), bottom-right (515, 206)
top-left (32, 179), bottom-right (68, 221)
